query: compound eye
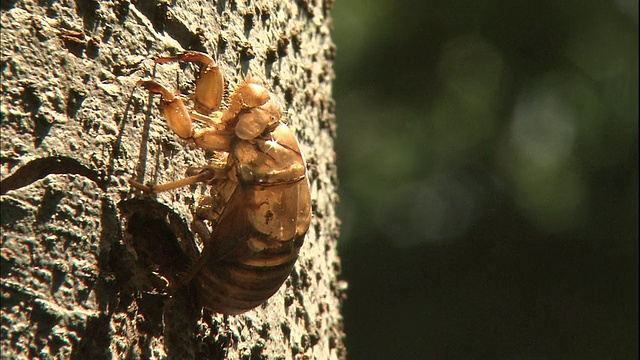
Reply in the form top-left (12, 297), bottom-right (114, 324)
top-left (235, 108), bottom-right (270, 140)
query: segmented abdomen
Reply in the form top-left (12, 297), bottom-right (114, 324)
top-left (195, 178), bottom-right (310, 315)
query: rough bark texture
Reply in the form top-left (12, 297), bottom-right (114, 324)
top-left (1, 1), bottom-right (345, 359)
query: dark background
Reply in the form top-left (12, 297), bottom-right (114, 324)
top-left (331, 0), bottom-right (638, 358)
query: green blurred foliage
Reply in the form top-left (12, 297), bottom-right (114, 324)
top-left (332, 0), bottom-right (637, 358)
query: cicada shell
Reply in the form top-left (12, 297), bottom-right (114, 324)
top-left (130, 51), bottom-right (311, 314)
top-left (193, 124), bottom-right (311, 314)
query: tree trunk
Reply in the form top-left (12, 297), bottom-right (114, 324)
top-left (1, 1), bottom-right (345, 359)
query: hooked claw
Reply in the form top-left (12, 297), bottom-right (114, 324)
top-left (154, 51), bottom-right (224, 114)
top-left (137, 80), bottom-right (176, 101)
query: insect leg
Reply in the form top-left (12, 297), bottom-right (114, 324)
top-left (190, 110), bottom-right (223, 128)
top-left (156, 51), bottom-right (224, 115)
top-left (128, 168), bottom-right (215, 193)
top-left (174, 219), bottom-right (214, 286)
top-left (137, 80), bottom-right (193, 140)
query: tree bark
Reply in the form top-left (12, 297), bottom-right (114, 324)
top-left (1, 1), bottom-right (345, 359)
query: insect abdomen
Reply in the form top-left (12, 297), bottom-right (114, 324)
top-left (195, 248), bottom-right (300, 315)
top-left (195, 178), bottom-right (309, 315)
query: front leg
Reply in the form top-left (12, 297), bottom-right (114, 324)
top-left (137, 80), bottom-right (235, 152)
top-left (156, 51), bottom-right (225, 115)
top-left (137, 80), bottom-right (193, 140)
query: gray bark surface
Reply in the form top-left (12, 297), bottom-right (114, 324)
top-left (1, 1), bottom-right (345, 359)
